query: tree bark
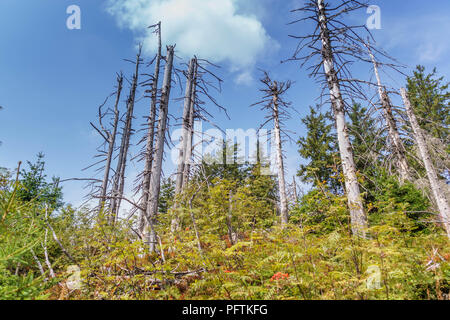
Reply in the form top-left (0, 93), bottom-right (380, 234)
top-left (140, 23), bottom-right (162, 236)
top-left (272, 88), bottom-right (289, 226)
top-left (42, 228), bottom-right (55, 278)
top-left (171, 58), bottom-right (196, 232)
top-left (99, 74), bottom-right (123, 210)
top-left (401, 88), bottom-right (450, 239)
top-left (175, 58), bottom-right (196, 196)
top-left (182, 61), bottom-right (198, 186)
top-left (317, 0), bottom-right (367, 237)
top-left (110, 49), bottom-right (141, 223)
top-left (368, 47), bottom-right (410, 183)
top-left (227, 190), bottom-right (235, 245)
top-left (144, 46), bottom-right (175, 252)
top-left (31, 249), bottom-right (46, 280)
top-left (292, 175), bottom-right (298, 203)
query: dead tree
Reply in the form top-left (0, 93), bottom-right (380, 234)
top-left (144, 45), bottom-right (175, 252)
top-left (139, 22), bottom-right (162, 235)
top-left (110, 46), bottom-right (143, 223)
top-left (182, 60), bottom-right (198, 186)
top-left (401, 88), bottom-right (450, 239)
top-left (289, 0), bottom-right (373, 237)
top-left (88, 73), bottom-right (124, 212)
top-left (170, 57), bottom-right (224, 232)
top-left (182, 58), bottom-right (225, 183)
top-left (98, 74), bottom-right (123, 210)
top-left (171, 57), bottom-right (197, 232)
top-left (175, 58), bottom-right (197, 197)
top-left (291, 175), bottom-right (299, 203)
top-left (30, 249), bottom-right (46, 280)
top-left (252, 72), bottom-right (292, 226)
top-left (367, 44), bottom-right (410, 183)
top-left (41, 208), bottom-right (55, 279)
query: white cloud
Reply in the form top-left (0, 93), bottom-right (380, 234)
top-left (235, 71), bottom-right (254, 86)
top-left (106, 0), bottom-right (273, 69)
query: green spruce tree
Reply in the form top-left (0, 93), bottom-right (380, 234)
top-left (16, 153), bottom-right (63, 209)
top-left (158, 178), bottom-right (175, 214)
top-left (347, 102), bottom-right (383, 174)
top-left (297, 106), bottom-right (339, 193)
top-left (407, 66), bottom-right (449, 144)
top-left (406, 66), bottom-right (449, 180)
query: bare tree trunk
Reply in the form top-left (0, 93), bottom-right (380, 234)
top-left (31, 248), bottom-right (46, 280)
top-left (110, 48), bottom-right (142, 223)
top-left (401, 88), bottom-right (450, 239)
top-left (368, 47), bottom-right (410, 182)
top-left (44, 205), bottom-right (77, 264)
top-left (292, 175), bottom-right (298, 203)
top-left (116, 56), bottom-right (141, 220)
top-left (254, 73), bottom-right (292, 226)
top-left (144, 46), bottom-right (175, 252)
top-left (182, 61), bottom-right (198, 186)
top-left (140, 23), bottom-right (162, 236)
top-left (42, 228), bottom-right (55, 279)
top-left (46, 220), bottom-right (76, 264)
top-left (171, 58), bottom-right (196, 232)
top-left (99, 74), bottom-right (123, 210)
top-left (227, 190), bottom-right (235, 245)
top-left (317, 0), bottom-right (367, 237)
top-left (175, 58), bottom-right (196, 196)
top-left (189, 190), bottom-right (203, 253)
top-left (272, 91), bottom-right (289, 226)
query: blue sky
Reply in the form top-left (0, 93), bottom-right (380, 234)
top-left (1, 0), bottom-right (449, 208)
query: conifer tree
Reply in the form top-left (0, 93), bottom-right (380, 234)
top-left (407, 66), bottom-right (449, 144)
top-left (201, 141), bottom-right (249, 185)
top-left (17, 153), bottom-right (63, 209)
top-left (158, 178), bottom-right (175, 215)
top-left (347, 102), bottom-right (382, 174)
top-left (297, 105), bottom-right (339, 193)
top-left (347, 102), bottom-right (385, 203)
top-left (405, 66), bottom-right (449, 181)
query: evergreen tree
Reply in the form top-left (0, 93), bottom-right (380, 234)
top-left (246, 163), bottom-right (277, 213)
top-left (247, 138), bottom-right (278, 211)
top-left (297, 106), bottom-right (339, 192)
top-left (16, 153), bottom-right (63, 209)
top-left (158, 178), bottom-right (175, 215)
top-left (347, 102), bottom-right (385, 204)
top-left (200, 141), bottom-right (250, 185)
top-left (347, 102), bottom-right (383, 174)
top-left (406, 66), bottom-right (449, 180)
top-left (407, 66), bottom-right (449, 144)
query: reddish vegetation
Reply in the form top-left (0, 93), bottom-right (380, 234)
top-left (270, 272), bottom-right (289, 281)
